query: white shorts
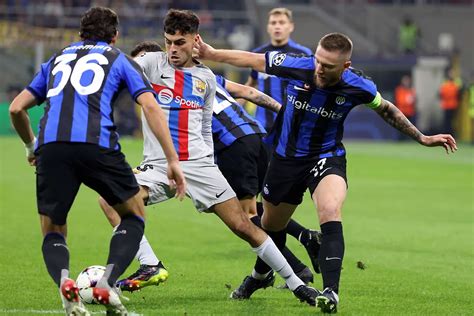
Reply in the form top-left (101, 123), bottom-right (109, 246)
top-left (134, 156), bottom-right (236, 212)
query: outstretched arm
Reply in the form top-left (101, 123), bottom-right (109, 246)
top-left (225, 80), bottom-right (281, 113)
top-left (194, 35), bottom-right (266, 72)
top-left (374, 98), bottom-right (457, 154)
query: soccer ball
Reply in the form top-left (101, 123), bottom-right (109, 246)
top-left (76, 265), bottom-right (106, 304)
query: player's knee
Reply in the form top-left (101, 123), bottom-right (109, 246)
top-left (318, 203), bottom-right (341, 222)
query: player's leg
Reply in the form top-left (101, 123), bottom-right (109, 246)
top-left (99, 186), bottom-right (160, 267)
top-left (36, 143), bottom-right (89, 315)
top-left (308, 156), bottom-right (348, 313)
top-left (258, 140), bottom-right (322, 273)
top-left (79, 146), bottom-right (145, 313)
top-left (219, 135), bottom-right (314, 282)
top-left (212, 198), bottom-right (318, 306)
top-left (186, 158), bottom-right (319, 306)
top-left (98, 164), bottom-right (172, 292)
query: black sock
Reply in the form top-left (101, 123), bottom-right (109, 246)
top-left (319, 221), bottom-right (344, 293)
top-left (254, 229), bottom-right (286, 274)
top-left (42, 232), bottom-right (69, 287)
top-left (286, 219), bottom-right (306, 240)
top-left (281, 247), bottom-right (307, 273)
top-left (105, 215), bottom-right (144, 287)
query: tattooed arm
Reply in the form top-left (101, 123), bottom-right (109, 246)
top-left (225, 79), bottom-right (281, 113)
top-left (373, 98), bottom-right (457, 154)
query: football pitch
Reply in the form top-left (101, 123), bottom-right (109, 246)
top-left (0, 137), bottom-right (472, 315)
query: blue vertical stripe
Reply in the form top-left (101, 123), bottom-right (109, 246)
top-left (168, 108), bottom-right (180, 151)
top-left (183, 72), bottom-right (193, 98)
top-left (294, 93), bottom-right (327, 156)
top-left (275, 100), bottom-right (294, 156)
top-left (98, 62), bottom-right (118, 147)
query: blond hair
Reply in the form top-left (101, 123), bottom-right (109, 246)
top-left (268, 7), bottom-right (293, 22)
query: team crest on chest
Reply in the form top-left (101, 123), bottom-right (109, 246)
top-left (193, 78), bottom-right (206, 96)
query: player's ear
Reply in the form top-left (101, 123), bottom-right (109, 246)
top-left (343, 60), bottom-right (351, 70)
top-left (110, 31), bottom-right (119, 45)
top-left (289, 22), bottom-right (295, 33)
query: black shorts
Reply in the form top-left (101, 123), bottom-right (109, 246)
top-left (215, 134), bottom-right (268, 199)
top-left (262, 153), bottom-right (347, 205)
top-left (36, 142), bottom-right (139, 225)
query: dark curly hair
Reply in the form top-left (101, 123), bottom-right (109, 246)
top-left (79, 7), bottom-right (118, 43)
top-left (164, 9), bottom-right (199, 35)
top-left (130, 41), bottom-right (163, 57)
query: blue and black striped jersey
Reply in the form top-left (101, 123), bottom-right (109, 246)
top-left (265, 52), bottom-right (382, 158)
top-left (212, 75), bottom-right (266, 153)
top-left (250, 39), bottom-right (312, 131)
top-left (27, 40), bottom-right (154, 151)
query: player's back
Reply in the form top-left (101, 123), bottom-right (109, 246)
top-left (135, 51), bottom-right (216, 162)
top-left (212, 75), bottom-right (266, 153)
top-left (28, 40), bottom-right (152, 150)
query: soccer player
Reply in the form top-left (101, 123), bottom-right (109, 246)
top-left (100, 41), bottom-right (314, 292)
top-left (194, 32), bottom-right (457, 313)
top-left (247, 7), bottom-right (312, 132)
top-left (8, 7), bottom-right (186, 316)
top-left (98, 9), bottom-right (320, 306)
top-left (247, 7), bottom-right (321, 276)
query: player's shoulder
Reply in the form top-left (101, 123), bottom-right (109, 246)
top-left (192, 62), bottom-right (216, 81)
top-left (287, 39), bottom-right (312, 55)
top-left (338, 68), bottom-right (378, 102)
top-left (342, 68), bottom-right (376, 91)
top-left (268, 51), bottom-right (314, 70)
top-left (135, 51), bottom-right (166, 64)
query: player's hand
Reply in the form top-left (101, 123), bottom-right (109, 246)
top-left (420, 134), bottom-right (457, 154)
top-left (27, 155), bottom-right (36, 166)
top-left (193, 34), bottom-right (214, 60)
top-left (167, 160), bottom-right (186, 201)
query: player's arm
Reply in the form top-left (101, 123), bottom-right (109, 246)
top-left (195, 35), bottom-right (265, 72)
top-left (9, 89), bottom-right (38, 166)
top-left (136, 92), bottom-right (187, 199)
top-left (373, 97), bottom-right (457, 154)
top-left (225, 79), bottom-right (281, 113)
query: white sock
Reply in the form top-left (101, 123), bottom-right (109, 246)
top-left (251, 237), bottom-right (304, 291)
top-left (135, 235), bottom-right (159, 266)
top-left (113, 226), bottom-right (159, 266)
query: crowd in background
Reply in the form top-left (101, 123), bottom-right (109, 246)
top-left (1, 1), bottom-right (473, 141)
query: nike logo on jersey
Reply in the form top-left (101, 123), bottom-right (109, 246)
top-left (161, 74), bottom-right (172, 79)
top-left (216, 189), bottom-right (227, 198)
top-left (293, 85), bottom-right (309, 92)
top-left (325, 256), bottom-right (341, 261)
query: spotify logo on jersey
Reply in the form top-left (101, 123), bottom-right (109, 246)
top-left (158, 88), bottom-right (174, 104)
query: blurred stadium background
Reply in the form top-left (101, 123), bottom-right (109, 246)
top-left (0, 0), bottom-right (473, 142)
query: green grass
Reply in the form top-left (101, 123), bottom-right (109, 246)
top-left (0, 137), bottom-right (473, 315)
